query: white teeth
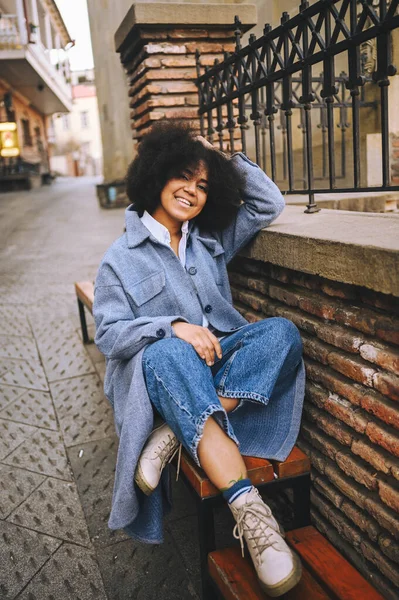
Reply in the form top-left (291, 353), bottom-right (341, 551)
top-left (176, 197), bottom-right (191, 206)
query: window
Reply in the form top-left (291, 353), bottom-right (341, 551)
top-left (80, 111), bottom-right (89, 129)
top-left (62, 114), bottom-right (70, 131)
top-left (21, 119), bottom-right (32, 146)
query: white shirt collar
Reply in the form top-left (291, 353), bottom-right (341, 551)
top-left (140, 210), bottom-right (188, 243)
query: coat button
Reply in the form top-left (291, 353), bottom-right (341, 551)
top-left (205, 304), bottom-right (212, 313)
top-left (188, 266), bottom-right (197, 275)
top-left (156, 328), bottom-right (166, 338)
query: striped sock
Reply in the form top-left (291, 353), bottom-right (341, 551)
top-left (222, 478), bottom-right (252, 505)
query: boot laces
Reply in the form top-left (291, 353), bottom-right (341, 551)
top-left (154, 435), bottom-right (182, 482)
top-left (233, 500), bottom-right (284, 564)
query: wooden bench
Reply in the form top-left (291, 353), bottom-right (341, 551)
top-left (175, 447), bottom-right (311, 599)
top-left (75, 281), bottom-right (94, 343)
top-left (208, 526), bottom-right (385, 600)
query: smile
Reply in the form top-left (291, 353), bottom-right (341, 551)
top-left (175, 196), bottom-right (193, 207)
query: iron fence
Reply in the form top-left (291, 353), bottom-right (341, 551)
top-left (195, 0), bottom-right (399, 212)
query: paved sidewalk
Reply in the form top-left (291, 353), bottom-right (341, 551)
top-left (0, 178), bottom-right (204, 600)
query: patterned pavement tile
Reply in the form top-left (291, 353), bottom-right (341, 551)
top-left (0, 306), bottom-right (32, 337)
top-left (0, 335), bottom-right (39, 362)
top-left (0, 418), bottom-right (38, 461)
top-left (3, 429), bottom-right (72, 480)
top-left (0, 385), bottom-right (25, 412)
top-left (0, 389), bottom-right (58, 430)
top-left (18, 543), bottom-right (108, 600)
top-left (67, 436), bottom-right (128, 547)
top-left (50, 374), bottom-right (114, 447)
top-left (97, 533), bottom-right (199, 600)
top-left (8, 477), bottom-right (91, 547)
top-left (31, 319), bottom-right (95, 382)
top-left (0, 520), bottom-right (61, 600)
top-left (0, 358), bottom-right (48, 391)
top-left (0, 465), bottom-right (46, 519)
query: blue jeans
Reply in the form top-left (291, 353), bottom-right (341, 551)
top-left (142, 318), bottom-right (303, 466)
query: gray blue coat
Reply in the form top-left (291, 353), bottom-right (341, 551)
top-left (93, 153), bottom-right (303, 543)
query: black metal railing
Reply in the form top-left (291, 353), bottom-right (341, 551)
top-left (195, 0), bottom-right (399, 212)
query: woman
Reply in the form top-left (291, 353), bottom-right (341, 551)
top-left (93, 122), bottom-right (305, 597)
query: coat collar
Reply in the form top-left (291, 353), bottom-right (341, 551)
top-left (125, 206), bottom-right (195, 249)
top-left (125, 206), bottom-right (224, 256)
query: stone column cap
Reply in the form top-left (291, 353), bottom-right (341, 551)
top-left (115, 2), bottom-right (257, 52)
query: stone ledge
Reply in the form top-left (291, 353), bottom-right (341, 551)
top-left (115, 2), bottom-right (257, 52)
top-left (241, 206), bottom-right (399, 296)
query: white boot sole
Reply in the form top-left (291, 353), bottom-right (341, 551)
top-left (259, 551), bottom-right (302, 597)
top-left (134, 463), bottom-right (156, 496)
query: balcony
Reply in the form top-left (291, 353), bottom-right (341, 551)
top-left (0, 1), bottom-right (73, 114)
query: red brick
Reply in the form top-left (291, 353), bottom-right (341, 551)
top-left (313, 474), bottom-right (344, 508)
top-left (305, 403), bottom-right (354, 446)
top-left (323, 393), bottom-right (368, 433)
top-left (302, 334), bottom-right (331, 365)
top-left (334, 305), bottom-right (377, 336)
top-left (232, 288), bottom-right (264, 312)
top-left (335, 451), bottom-right (379, 491)
top-left (378, 533), bottom-right (399, 564)
top-left (351, 438), bottom-right (399, 478)
top-left (360, 342), bottom-right (399, 376)
top-left (185, 41), bottom-right (235, 53)
top-left (297, 438), bottom-right (327, 474)
top-left (391, 175), bottom-right (399, 184)
top-left (360, 538), bottom-right (399, 588)
top-left (298, 295), bottom-right (336, 320)
top-left (144, 42), bottom-right (187, 55)
top-left (341, 498), bottom-right (381, 542)
top-left (392, 138), bottom-right (399, 148)
top-left (373, 371), bottom-right (399, 402)
top-left (314, 322), bottom-right (364, 354)
top-left (375, 316), bottom-right (399, 345)
top-left (328, 351), bottom-right (377, 387)
top-left (366, 421), bottom-right (399, 457)
top-left (301, 420), bottom-right (342, 460)
top-left (365, 495), bottom-right (399, 539)
top-left (275, 306), bottom-right (320, 336)
top-left (310, 488), bottom-right (333, 521)
top-left (305, 381), bottom-right (327, 409)
top-left (268, 284), bottom-right (301, 307)
top-left (359, 390), bottom-right (399, 430)
top-left (324, 461), bottom-right (368, 509)
top-left (320, 280), bottom-right (357, 300)
top-left (305, 360), bottom-right (365, 407)
top-left (378, 476), bottom-right (399, 513)
top-left (360, 289), bottom-right (399, 315)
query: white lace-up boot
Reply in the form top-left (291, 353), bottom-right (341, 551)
top-left (134, 423), bottom-right (181, 495)
top-left (229, 487), bottom-right (302, 597)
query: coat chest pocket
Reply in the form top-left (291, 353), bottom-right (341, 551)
top-left (127, 271), bottom-right (165, 307)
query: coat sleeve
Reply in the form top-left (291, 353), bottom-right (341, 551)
top-left (219, 153), bottom-right (285, 264)
top-left (93, 263), bottom-right (187, 361)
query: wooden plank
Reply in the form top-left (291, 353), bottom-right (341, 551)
top-left (286, 527), bottom-right (385, 600)
top-left (178, 451), bottom-right (274, 498)
top-left (270, 447), bottom-right (310, 479)
top-left (208, 547), bottom-right (331, 600)
top-left (75, 281), bottom-right (94, 313)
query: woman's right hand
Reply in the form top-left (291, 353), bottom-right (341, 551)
top-left (172, 322), bottom-right (222, 366)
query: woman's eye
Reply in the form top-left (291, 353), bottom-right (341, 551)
top-left (198, 184), bottom-right (208, 192)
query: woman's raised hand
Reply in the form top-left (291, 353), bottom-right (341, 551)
top-left (172, 322), bottom-right (222, 366)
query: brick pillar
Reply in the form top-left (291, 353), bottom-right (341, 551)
top-left (115, 2), bottom-right (256, 144)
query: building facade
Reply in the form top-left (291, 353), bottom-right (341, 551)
top-left (0, 0), bottom-right (72, 190)
top-left (50, 69), bottom-right (103, 177)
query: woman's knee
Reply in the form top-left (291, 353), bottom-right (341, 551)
top-left (143, 338), bottom-right (199, 372)
top-left (256, 317), bottom-right (303, 358)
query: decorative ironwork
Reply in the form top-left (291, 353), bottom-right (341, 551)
top-left (196, 0), bottom-right (399, 212)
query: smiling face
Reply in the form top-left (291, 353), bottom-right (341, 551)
top-left (152, 161), bottom-right (209, 231)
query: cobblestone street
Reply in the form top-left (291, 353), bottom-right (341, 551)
top-left (0, 179), bottom-right (202, 600)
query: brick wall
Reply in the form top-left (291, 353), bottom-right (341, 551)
top-left (228, 255), bottom-right (399, 600)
